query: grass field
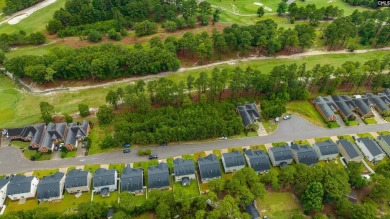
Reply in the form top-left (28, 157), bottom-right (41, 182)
top-left (83, 164), bottom-right (101, 174)
top-left (173, 181), bottom-right (200, 197)
top-left (262, 120), bottom-right (278, 134)
top-left (357, 133), bottom-right (374, 139)
top-left (272, 142), bottom-right (287, 147)
top-left (378, 131), bottom-right (390, 136)
top-left (0, 0), bottom-right (66, 34)
top-left (364, 118), bottom-right (377, 124)
top-left (286, 100), bottom-right (327, 128)
top-left (314, 137), bottom-right (331, 142)
top-left (0, 0), bottom-right (5, 12)
top-left (32, 169), bottom-right (59, 179)
top-left (293, 139), bottom-right (311, 146)
top-left (256, 192), bottom-right (303, 219)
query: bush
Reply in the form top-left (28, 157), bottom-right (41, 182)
top-left (292, 215), bottom-right (305, 219)
top-left (100, 135), bottom-right (118, 149)
top-left (61, 152), bottom-right (66, 158)
top-left (78, 104), bottom-right (90, 117)
top-left (120, 28), bottom-right (128, 36)
top-left (108, 29), bottom-right (122, 41)
top-left (145, 148), bottom-right (152, 155)
top-left (138, 149), bottom-right (145, 156)
top-left (87, 30), bottom-right (102, 42)
top-left (84, 137), bottom-right (92, 149)
top-left (33, 152), bottom-right (41, 160)
top-left (164, 20), bottom-right (177, 32)
top-left (97, 105), bottom-right (114, 125)
top-left (64, 113), bottom-right (73, 123)
top-left (133, 20), bottom-right (157, 36)
top-left (328, 122), bottom-right (339, 128)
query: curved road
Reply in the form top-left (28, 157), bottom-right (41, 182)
top-left (0, 116), bottom-right (389, 175)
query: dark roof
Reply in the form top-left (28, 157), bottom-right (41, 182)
top-left (41, 123), bottom-right (67, 150)
top-left (237, 103), bottom-right (260, 127)
top-left (291, 144), bottom-right (318, 166)
top-left (245, 149), bottom-right (271, 172)
top-left (245, 203), bottom-right (260, 219)
top-left (198, 154), bottom-right (222, 180)
top-left (6, 127), bottom-right (24, 138)
top-left (0, 178), bottom-right (9, 189)
top-left (65, 121), bottom-right (89, 146)
top-left (367, 93), bottom-right (389, 112)
top-left (332, 95), bottom-right (354, 117)
top-left (314, 140), bottom-right (339, 156)
top-left (121, 166), bottom-right (143, 192)
top-left (148, 163), bottom-right (170, 189)
top-left (37, 172), bottom-right (64, 200)
top-left (65, 169), bottom-right (90, 188)
top-left (222, 151), bottom-right (245, 168)
top-left (268, 145), bottom-right (293, 161)
top-left (378, 93), bottom-right (390, 105)
top-left (357, 137), bottom-right (384, 157)
top-left (173, 158), bottom-right (195, 177)
top-left (93, 168), bottom-right (117, 187)
top-left (378, 135), bottom-right (390, 146)
top-left (336, 139), bottom-right (362, 159)
top-left (314, 96), bottom-right (336, 119)
top-left (101, 187), bottom-right (110, 196)
top-left (7, 123), bottom-right (45, 146)
top-left (352, 98), bottom-right (371, 115)
top-left (385, 88), bottom-right (390, 97)
top-left (7, 175), bottom-right (36, 195)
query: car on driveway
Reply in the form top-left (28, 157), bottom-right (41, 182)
top-left (149, 154), bottom-right (158, 160)
top-left (123, 149), bottom-right (131, 153)
top-left (54, 145), bottom-right (59, 151)
top-left (283, 114), bottom-right (291, 120)
top-left (219, 136), bottom-right (228, 140)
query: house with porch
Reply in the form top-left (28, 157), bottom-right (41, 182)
top-left (291, 144), bottom-right (318, 166)
top-left (336, 139), bottom-right (363, 163)
top-left (6, 123), bottom-right (45, 148)
top-left (352, 97), bottom-right (373, 118)
top-left (148, 163), bottom-right (170, 191)
top-left (244, 149), bottom-right (271, 174)
top-left (332, 95), bottom-right (356, 120)
top-left (39, 122), bottom-right (68, 152)
top-left (377, 135), bottom-right (390, 156)
top-left (356, 137), bottom-right (386, 162)
top-left (120, 165), bottom-right (144, 194)
top-left (6, 175), bottom-right (39, 200)
top-left (37, 172), bottom-right (66, 202)
top-left (367, 93), bottom-right (389, 114)
top-left (0, 179), bottom-right (9, 208)
top-left (268, 145), bottom-right (294, 167)
top-left (173, 158), bottom-right (196, 186)
top-left (221, 151), bottom-right (246, 173)
top-left (65, 169), bottom-right (92, 194)
top-left (314, 96), bottom-right (337, 122)
top-left (64, 120), bottom-right (90, 150)
top-left (312, 140), bottom-right (339, 160)
top-left (198, 154), bottom-right (222, 183)
top-left (93, 168), bottom-right (118, 197)
top-left (236, 103), bottom-right (261, 129)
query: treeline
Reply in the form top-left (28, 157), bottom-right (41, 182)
top-left (324, 9), bottom-right (390, 49)
top-left (47, 0), bottom-right (219, 38)
top-left (3, 0), bottom-right (44, 15)
top-left (4, 43), bottom-right (180, 83)
top-left (0, 31), bottom-right (46, 52)
top-left (344, 0), bottom-right (378, 8)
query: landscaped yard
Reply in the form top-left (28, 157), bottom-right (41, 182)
top-left (194, 152), bottom-right (206, 160)
top-left (314, 137), bottom-right (332, 142)
top-left (93, 191), bottom-right (118, 204)
top-left (378, 131), bottom-right (390, 136)
top-left (83, 164), bottom-right (101, 174)
top-left (262, 120), bottom-right (278, 134)
top-left (10, 140), bottom-right (29, 149)
top-left (357, 133), bottom-right (374, 139)
top-left (272, 142), bottom-right (287, 147)
top-left (250, 145), bottom-right (267, 152)
top-left (109, 163), bottom-right (126, 174)
top-left (173, 181), bottom-right (200, 197)
top-left (286, 101), bottom-right (327, 128)
top-left (338, 135), bottom-right (355, 142)
top-left (32, 169), bottom-right (59, 179)
top-left (256, 192), bottom-right (303, 219)
top-left (364, 118), bottom-right (377, 125)
top-left (346, 120), bottom-right (359, 126)
top-left (293, 140), bottom-right (311, 146)
top-left (228, 147), bottom-right (244, 153)
top-left (63, 150), bottom-right (77, 158)
top-left (212, 150), bottom-right (222, 158)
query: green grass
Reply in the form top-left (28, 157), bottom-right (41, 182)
top-left (227, 147), bottom-right (244, 153)
top-left (182, 154), bottom-right (195, 160)
top-left (256, 192), bottom-right (303, 219)
top-left (230, 131), bottom-right (258, 138)
top-left (63, 150), bottom-right (77, 158)
top-left (194, 152), bottom-right (206, 160)
top-left (93, 191), bottom-right (118, 204)
top-left (10, 140), bottom-right (30, 149)
top-left (22, 149), bottom-right (51, 161)
top-left (272, 142), bottom-right (287, 147)
top-left (109, 163), bottom-right (125, 174)
top-left (338, 135), bottom-right (355, 142)
top-left (314, 137), bottom-right (332, 142)
top-left (173, 181), bottom-right (200, 197)
top-left (88, 119), bottom-right (117, 155)
top-left (212, 150), bottom-right (222, 158)
top-left (262, 120), bottom-right (278, 134)
top-left (378, 131), bottom-right (390, 136)
top-left (83, 164), bottom-right (101, 174)
top-left (328, 121), bottom-right (340, 128)
top-left (346, 120), bottom-right (359, 126)
top-left (5, 44), bottom-right (69, 59)
top-left (286, 100), bottom-right (327, 128)
top-left (32, 169), bottom-right (59, 179)
top-left (357, 133), bottom-right (374, 139)
top-left (293, 140), bottom-right (311, 146)
top-left (0, 0), bottom-right (66, 34)
top-left (0, 0), bottom-right (5, 11)
top-left (67, 166), bottom-right (76, 173)
top-left (363, 118), bottom-right (377, 124)
top-left (40, 192), bottom-right (92, 213)
top-left (250, 145), bottom-right (267, 152)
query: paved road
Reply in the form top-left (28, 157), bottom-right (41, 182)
top-left (0, 116), bottom-right (389, 175)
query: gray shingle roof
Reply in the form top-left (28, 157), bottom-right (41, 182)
top-left (315, 140), bottom-right (339, 156)
top-left (352, 98), bottom-right (371, 115)
top-left (93, 168), bottom-right (117, 187)
top-left (357, 137), bottom-right (384, 157)
top-left (198, 154), bottom-right (222, 180)
top-left (245, 149), bottom-right (271, 173)
top-left (65, 169), bottom-right (89, 188)
top-left (367, 93), bottom-right (389, 112)
top-left (378, 93), bottom-right (390, 105)
top-left (0, 178), bottom-right (9, 189)
top-left (237, 103), bottom-right (260, 127)
top-left (269, 145), bottom-right (293, 161)
top-left (37, 172), bottom-right (64, 200)
top-left (41, 123), bottom-right (67, 150)
top-left (7, 123), bottom-right (45, 147)
top-left (245, 203), bottom-right (260, 219)
top-left (314, 96), bottom-right (336, 119)
top-left (7, 175), bottom-right (36, 195)
top-left (291, 144), bottom-right (318, 166)
top-left (378, 135), bottom-right (390, 146)
top-left (65, 121), bottom-right (89, 146)
top-left (121, 166), bottom-right (143, 192)
top-left (148, 163), bottom-right (170, 189)
top-left (173, 158), bottom-right (195, 177)
top-left (385, 88), bottom-right (390, 97)
top-left (332, 95), bottom-right (354, 118)
top-left (222, 151), bottom-right (245, 168)
top-left (336, 139), bottom-right (362, 159)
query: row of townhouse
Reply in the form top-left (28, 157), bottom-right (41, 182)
top-left (3, 121), bottom-right (90, 152)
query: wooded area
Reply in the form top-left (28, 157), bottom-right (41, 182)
top-left (2, 0), bottom-right (44, 15)
top-left (344, 0), bottom-right (378, 8)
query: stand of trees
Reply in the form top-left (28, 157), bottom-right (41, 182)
top-left (344, 0), bottom-right (378, 9)
top-left (286, 3), bottom-right (344, 25)
top-left (3, 0), bottom-right (44, 15)
top-left (0, 31), bottom-right (46, 52)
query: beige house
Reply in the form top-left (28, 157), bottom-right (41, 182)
top-left (64, 169), bottom-right (92, 194)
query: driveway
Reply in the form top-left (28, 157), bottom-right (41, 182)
top-left (354, 113), bottom-right (365, 125)
top-left (0, 115), bottom-right (389, 175)
top-left (371, 108), bottom-right (387, 124)
top-left (335, 114), bottom-right (346, 128)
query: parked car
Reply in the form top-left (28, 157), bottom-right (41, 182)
top-left (149, 154), bottom-right (158, 160)
top-left (123, 149), bottom-right (131, 154)
top-left (160, 142), bottom-right (167, 147)
top-left (81, 142), bottom-right (86, 148)
top-left (219, 136), bottom-right (228, 140)
top-left (283, 114), bottom-right (291, 120)
top-left (54, 146), bottom-right (59, 151)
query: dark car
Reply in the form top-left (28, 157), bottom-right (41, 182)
top-left (123, 149), bottom-right (131, 153)
top-left (160, 142), bottom-right (167, 146)
top-left (149, 154), bottom-right (158, 160)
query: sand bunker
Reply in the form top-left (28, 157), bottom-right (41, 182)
top-left (254, 2), bottom-right (263, 6)
top-left (7, 0), bottom-right (57, 25)
top-left (253, 2), bottom-right (272, 11)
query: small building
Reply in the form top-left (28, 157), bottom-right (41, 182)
top-left (173, 158), bottom-right (196, 186)
top-left (7, 123), bottom-right (45, 148)
top-left (377, 135), bottom-right (390, 156)
top-left (313, 96), bottom-right (337, 122)
top-left (268, 145), bottom-right (294, 167)
top-left (336, 139), bottom-right (363, 163)
top-left (6, 175), bottom-right (39, 200)
top-left (37, 172), bottom-right (65, 202)
top-left (245, 202), bottom-right (261, 219)
top-left (367, 93), bottom-right (390, 114)
top-left (64, 169), bottom-right (92, 194)
top-left (120, 165), bottom-right (144, 194)
top-left (40, 122), bottom-right (68, 152)
top-left (352, 97), bottom-right (373, 118)
top-left (221, 151), bottom-right (246, 173)
top-left (64, 120), bottom-right (90, 150)
top-left (291, 144), bottom-right (318, 166)
top-left (356, 137), bottom-right (386, 162)
top-left (198, 154), bottom-right (222, 183)
top-left (237, 103), bottom-right (261, 128)
top-left (332, 95), bottom-right (356, 120)
top-left (312, 140), bottom-right (339, 161)
top-left (93, 168), bottom-right (118, 197)
top-left (0, 179), bottom-right (10, 208)
top-left (148, 163), bottom-right (170, 191)
top-left (244, 149), bottom-right (271, 174)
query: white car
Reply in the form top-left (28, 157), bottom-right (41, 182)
top-left (283, 114), bottom-right (291, 120)
top-left (219, 137), bottom-right (228, 140)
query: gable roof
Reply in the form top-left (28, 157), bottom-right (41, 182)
top-left (173, 158), bottom-right (195, 177)
top-left (291, 144), bottom-right (318, 166)
top-left (268, 145), bottom-right (293, 161)
top-left (41, 123), bottom-right (67, 150)
top-left (378, 135), bottom-right (390, 146)
top-left (121, 166), bottom-right (143, 192)
top-left (93, 168), bottom-right (117, 187)
top-left (367, 93), bottom-right (389, 112)
top-left (245, 203), bottom-right (260, 219)
top-left (148, 163), bottom-right (170, 189)
top-left (245, 149), bottom-right (271, 172)
top-left (6, 123), bottom-right (45, 146)
top-left (237, 103), bottom-right (260, 127)
top-left (357, 137), bottom-right (384, 157)
top-left (385, 88), bottom-right (390, 97)
top-left (7, 175), bottom-right (36, 195)
top-left (65, 121), bottom-right (89, 146)
top-left (198, 154), bottom-right (221, 180)
top-left (336, 139), bottom-right (362, 159)
top-left (314, 96), bottom-right (336, 119)
top-left (352, 98), bottom-right (371, 115)
top-left (222, 151), bottom-right (245, 168)
top-left (0, 178), bottom-right (9, 189)
top-left (378, 93), bottom-right (390, 105)
top-left (37, 172), bottom-right (64, 200)
top-left (314, 140), bottom-right (339, 156)
top-left (65, 169), bottom-right (90, 188)
top-left (332, 95), bottom-right (354, 117)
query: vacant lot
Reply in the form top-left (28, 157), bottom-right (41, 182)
top-left (286, 100), bottom-right (326, 128)
top-left (257, 192), bottom-right (303, 219)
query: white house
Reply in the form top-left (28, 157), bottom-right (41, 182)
top-left (7, 175), bottom-right (39, 200)
top-left (65, 169), bottom-right (92, 194)
top-left (356, 137), bottom-right (386, 162)
top-left (93, 168), bottom-right (118, 197)
top-left (37, 172), bottom-right (66, 202)
top-left (377, 135), bottom-right (390, 156)
top-left (0, 179), bottom-right (10, 208)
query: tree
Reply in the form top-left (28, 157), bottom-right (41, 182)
top-left (300, 182), bottom-right (324, 212)
top-left (212, 9), bottom-right (221, 24)
top-left (97, 105), bottom-right (114, 125)
top-left (78, 202), bottom-right (107, 219)
top-left (351, 203), bottom-right (376, 219)
top-left (40, 102), bottom-right (54, 123)
top-left (100, 135), bottom-right (118, 149)
top-left (106, 90), bottom-right (119, 109)
top-left (0, 51), bottom-right (5, 65)
top-left (347, 162), bottom-right (367, 188)
top-left (208, 179), bottom-right (225, 195)
top-left (134, 20), bottom-right (157, 36)
top-left (164, 20), bottom-right (177, 32)
top-left (63, 113), bottom-right (73, 123)
top-left (369, 174), bottom-right (390, 204)
top-left (257, 7), bottom-right (265, 17)
top-left (277, 2), bottom-right (287, 16)
top-left (112, 211), bottom-right (130, 219)
top-left (78, 103), bottom-right (90, 117)
top-left (87, 30), bottom-right (102, 42)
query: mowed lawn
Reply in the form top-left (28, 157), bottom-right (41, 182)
top-left (0, 0), bottom-right (66, 34)
top-left (257, 192), bottom-right (303, 219)
top-left (286, 100), bottom-right (327, 128)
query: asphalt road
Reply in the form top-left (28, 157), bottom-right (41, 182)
top-left (0, 116), bottom-right (389, 175)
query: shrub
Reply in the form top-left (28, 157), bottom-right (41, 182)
top-left (133, 20), bottom-right (157, 36)
top-left (164, 20), bottom-right (177, 32)
top-left (108, 29), bottom-right (121, 41)
top-left (87, 30), bottom-right (102, 42)
top-left (64, 113), bottom-right (73, 123)
top-left (78, 104), bottom-right (90, 117)
top-left (145, 148), bottom-right (152, 155)
top-left (97, 105), bottom-right (114, 125)
top-left (84, 137), bottom-right (92, 149)
top-left (33, 152), bottom-right (41, 160)
top-left (138, 149), bottom-right (145, 156)
top-left (120, 28), bottom-right (128, 36)
top-left (100, 135), bottom-right (118, 149)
